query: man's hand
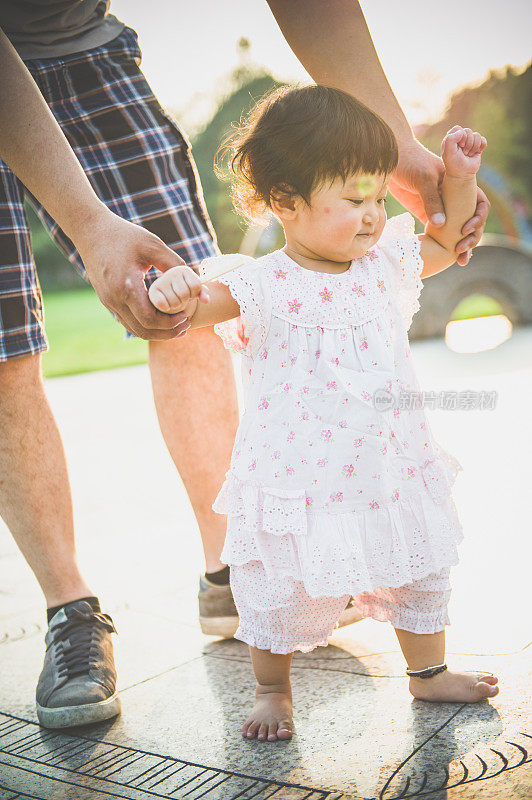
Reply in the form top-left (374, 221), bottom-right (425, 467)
top-left (76, 207), bottom-right (193, 339)
top-left (390, 138), bottom-right (490, 266)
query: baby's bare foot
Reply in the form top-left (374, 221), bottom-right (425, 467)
top-left (242, 684), bottom-right (293, 742)
top-left (409, 669), bottom-right (499, 703)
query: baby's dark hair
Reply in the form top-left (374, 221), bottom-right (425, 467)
top-left (222, 84), bottom-right (398, 221)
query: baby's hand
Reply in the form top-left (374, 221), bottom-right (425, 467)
top-left (441, 126), bottom-right (487, 179)
top-left (148, 265), bottom-right (210, 316)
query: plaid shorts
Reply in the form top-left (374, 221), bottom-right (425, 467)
top-left (0, 26), bottom-right (219, 361)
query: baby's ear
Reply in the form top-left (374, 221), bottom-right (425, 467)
top-left (270, 184), bottom-right (298, 219)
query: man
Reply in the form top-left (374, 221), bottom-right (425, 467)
top-left (0, 0), bottom-right (489, 729)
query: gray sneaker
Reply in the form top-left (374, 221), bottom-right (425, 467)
top-left (36, 600), bottom-right (121, 729)
top-left (198, 575), bottom-right (239, 637)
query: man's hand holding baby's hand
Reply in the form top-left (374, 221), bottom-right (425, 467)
top-left (441, 126), bottom-right (487, 179)
top-left (148, 266), bottom-right (210, 319)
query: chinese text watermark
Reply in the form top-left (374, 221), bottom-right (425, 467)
top-left (373, 389), bottom-right (498, 411)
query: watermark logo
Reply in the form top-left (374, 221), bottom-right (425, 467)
top-left (373, 388), bottom-right (395, 411)
top-left (373, 389), bottom-right (498, 411)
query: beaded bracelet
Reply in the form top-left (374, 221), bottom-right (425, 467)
top-left (406, 662), bottom-right (448, 679)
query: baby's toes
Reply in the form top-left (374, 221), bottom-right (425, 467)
top-left (277, 721), bottom-right (293, 741)
top-left (267, 722), bottom-right (278, 742)
top-left (241, 717), bottom-right (256, 739)
top-left (247, 719), bottom-right (261, 739)
top-left (257, 723), bottom-right (268, 742)
top-left (473, 679), bottom-right (499, 700)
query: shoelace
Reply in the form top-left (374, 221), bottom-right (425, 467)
top-left (53, 607), bottom-right (116, 679)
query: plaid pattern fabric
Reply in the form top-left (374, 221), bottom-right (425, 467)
top-left (0, 26), bottom-right (218, 361)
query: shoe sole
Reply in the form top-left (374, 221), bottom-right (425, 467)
top-left (199, 616), bottom-right (239, 637)
top-left (36, 692), bottom-right (121, 729)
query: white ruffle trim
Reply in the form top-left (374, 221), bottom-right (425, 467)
top-left (234, 622), bottom-right (338, 655)
top-left (208, 255), bottom-right (270, 357)
top-left (377, 213), bottom-right (424, 332)
top-left (234, 599), bottom-right (450, 654)
top-left (213, 462), bottom-right (464, 599)
top-left (419, 441), bottom-right (463, 505)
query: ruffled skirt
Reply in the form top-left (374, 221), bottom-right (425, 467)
top-left (212, 450), bottom-right (463, 650)
top-left (214, 455), bottom-right (463, 595)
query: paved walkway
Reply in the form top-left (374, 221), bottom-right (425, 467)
top-left (1, 326), bottom-right (531, 799)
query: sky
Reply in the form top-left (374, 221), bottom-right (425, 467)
top-left (110, 0), bottom-right (531, 133)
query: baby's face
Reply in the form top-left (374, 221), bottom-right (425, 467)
top-left (292, 172), bottom-right (390, 263)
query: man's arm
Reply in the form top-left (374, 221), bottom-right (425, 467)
top-left (0, 28), bottom-right (188, 340)
top-left (265, 0), bottom-right (490, 264)
top-left (267, 0), bottom-right (411, 144)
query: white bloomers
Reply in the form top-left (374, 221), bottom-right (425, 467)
top-left (230, 559), bottom-right (452, 655)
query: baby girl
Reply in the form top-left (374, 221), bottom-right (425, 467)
top-left (148, 86), bottom-right (498, 742)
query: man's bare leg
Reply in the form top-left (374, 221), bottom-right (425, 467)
top-left (149, 326), bottom-right (239, 573)
top-left (0, 353), bottom-right (92, 605)
top-left (0, 353), bottom-right (121, 727)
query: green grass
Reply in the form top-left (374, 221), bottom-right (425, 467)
top-left (450, 294), bottom-right (504, 321)
top-left (42, 288), bottom-right (147, 378)
top-left (40, 288), bottom-right (505, 378)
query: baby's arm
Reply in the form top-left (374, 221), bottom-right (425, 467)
top-left (419, 126), bottom-right (487, 279)
top-left (148, 267), bottom-right (241, 328)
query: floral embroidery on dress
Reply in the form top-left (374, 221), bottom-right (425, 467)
top-left (264, 250), bottom-right (389, 328)
top-left (287, 299), bottom-right (302, 314)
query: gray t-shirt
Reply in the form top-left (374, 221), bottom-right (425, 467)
top-left (0, 1), bottom-right (125, 59)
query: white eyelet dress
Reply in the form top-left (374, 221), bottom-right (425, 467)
top-left (206, 213), bottom-right (464, 654)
